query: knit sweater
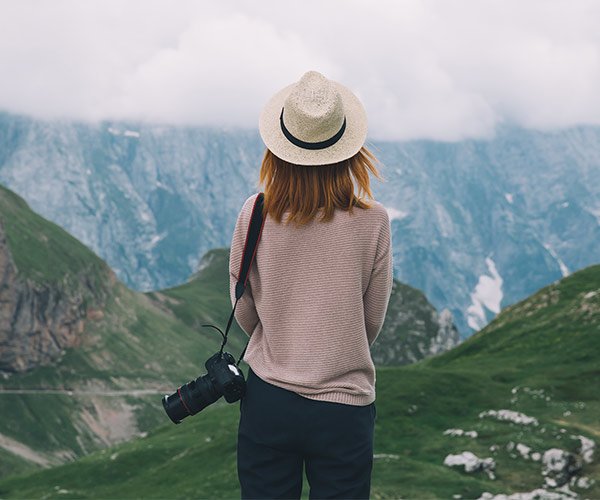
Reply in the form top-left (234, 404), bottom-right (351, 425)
top-left (229, 193), bottom-right (393, 406)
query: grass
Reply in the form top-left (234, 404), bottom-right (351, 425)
top-left (0, 359), bottom-right (598, 499)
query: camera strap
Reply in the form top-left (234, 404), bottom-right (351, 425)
top-left (221, 192), bottom-right (266, 366)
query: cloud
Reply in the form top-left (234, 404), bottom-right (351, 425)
top-left (1, 0), bottom-right (599, 141)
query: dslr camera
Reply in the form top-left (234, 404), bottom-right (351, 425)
top-left (162, 351), bottom-right (246, 424)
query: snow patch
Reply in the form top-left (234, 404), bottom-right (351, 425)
top-left (586, 206), bottom-right (600, 226)
top-left (149, 233), bottom-right (166, 248)
top-left (466, 257), bottom-right (503, 331)
top-left (107, 127), bottom-right (120, 135)
top-left (504, 193), bottom-right (513, 204)
top-left (124, 130), bottom-right (140, 138)
top-left (139, 210), bottom-right (153, 223)
top-left (543, 243), bottom-right (570, 277)
top-left (435, 203), bottom-right (454, 237)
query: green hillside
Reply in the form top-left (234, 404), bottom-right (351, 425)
top-left (0, 184), bottom-right (108, 286)
top-left (0, 187), bottom-right (250, 478)
top-left (0, 264), bottom-right (597, 498)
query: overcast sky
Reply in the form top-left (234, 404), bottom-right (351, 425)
top-left (1, 0), bottom-right (599, 141)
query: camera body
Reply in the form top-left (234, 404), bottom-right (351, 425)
top-left (162, 352), bottom-right (246, 424)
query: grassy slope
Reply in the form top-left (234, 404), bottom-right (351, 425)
top-left (0, 264), bottom-right (597, 499)
top-left (0, 189), bottom-right (249, 477)
top-left (0, 184), bottom-right (107, 287)
top-left (145, 247), bottom-right (250, 359)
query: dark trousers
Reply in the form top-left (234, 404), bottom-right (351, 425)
top-left (237, 366), bottom-right (376, 500)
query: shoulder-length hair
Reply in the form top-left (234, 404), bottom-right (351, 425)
top-left (258, 145), bottom-right (384, 227)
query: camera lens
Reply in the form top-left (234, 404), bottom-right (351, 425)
top-left (162, 393), bottom-right (186, 424)
top-left (162, 374), bottom-right (221, 424)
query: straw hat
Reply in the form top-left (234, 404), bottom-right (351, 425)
top-left (258, 70), bottom-right (368, 166)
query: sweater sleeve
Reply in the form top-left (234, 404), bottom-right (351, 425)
top-left (229, 195), bottom-right (260, 337)
top-left (363, 211), bottom-right (393, 347)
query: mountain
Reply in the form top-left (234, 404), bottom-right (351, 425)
top-left (1, 111), bottom-right (599, 337)
top-left (0, 184), bottom-right (113, 372)
top-left (371, 279), bottom-right (460, 365)
top-left (0, 184), bottom-right (251, 478)
top-left (0, 183), bottom-right (456, 478)
top-left (0, 261), bottom-right (597, 499)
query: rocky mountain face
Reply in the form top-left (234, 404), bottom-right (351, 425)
top-left (1, 110), bottom-right (598, 338)
top-left (0, 194), bottom-right (114, 373)
top-left (1, 220), bottom-right (79, 371)
top-left (371, 279), bottom-right (460, 365)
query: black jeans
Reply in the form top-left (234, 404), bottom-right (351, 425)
top-left (237, 366), bottom-right (376, 500)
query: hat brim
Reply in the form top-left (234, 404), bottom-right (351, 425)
top-left (259, 80), bottom-right (368, 166)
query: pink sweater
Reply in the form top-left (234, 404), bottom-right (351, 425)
top-left (229, 193), bottom-right (393, 406)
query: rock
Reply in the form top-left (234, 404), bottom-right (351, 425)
top-left (369, 281), bottom-right (461, 365)
top-left (478, 485), bottom-right (578, 499)
top-left (443, 428), bottom-right (478, 438)
top-left (443, 451), bottom-right (496, 480)
top-left (571, 434), bottom-right (595, 464)
top-left (571, 475), bottom-right (594, 489)
top-left (516, 442), bottom-right (532, 459)
top-left (373, 453), bottom-right (400, 460)
top-left (479, 409), bottom-right (539, 426)
top-left (541, 448), bottom-right (582, 488)
top-left (0, 218), bottom-right (111, 373)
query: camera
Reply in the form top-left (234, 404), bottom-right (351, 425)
top-left (162, 352), bottom-right (246, 424)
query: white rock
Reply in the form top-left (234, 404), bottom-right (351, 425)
top-left (373, 453), bottom-right (400, 460)
top-left (541, 448), bottom-right (582, 489)
top-left (575, 475), bottom-right (594, 489)
top-left (477, 487), bottom-right (577, 499)
top-left (573, 434), bottom-right (595, 463)
top-left (443, 451), bottom-right (496, 480)
top-left (479, 409), bottom-right (539, 426)
top-left (516, 443), bottom-right (531, 459)
top-left (443, 428), bottom-right (478, 438)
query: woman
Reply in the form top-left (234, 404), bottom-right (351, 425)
top-left (229, 70), bottom-right (393, 500)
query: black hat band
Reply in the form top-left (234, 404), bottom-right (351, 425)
top-left (279, 107), bottom-right (346, 150)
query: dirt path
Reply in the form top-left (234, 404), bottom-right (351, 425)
top-left (0, 389), bottom-right (171, 396)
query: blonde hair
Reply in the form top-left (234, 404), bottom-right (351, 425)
top-left (258, 146), bottom-right (384, 227)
